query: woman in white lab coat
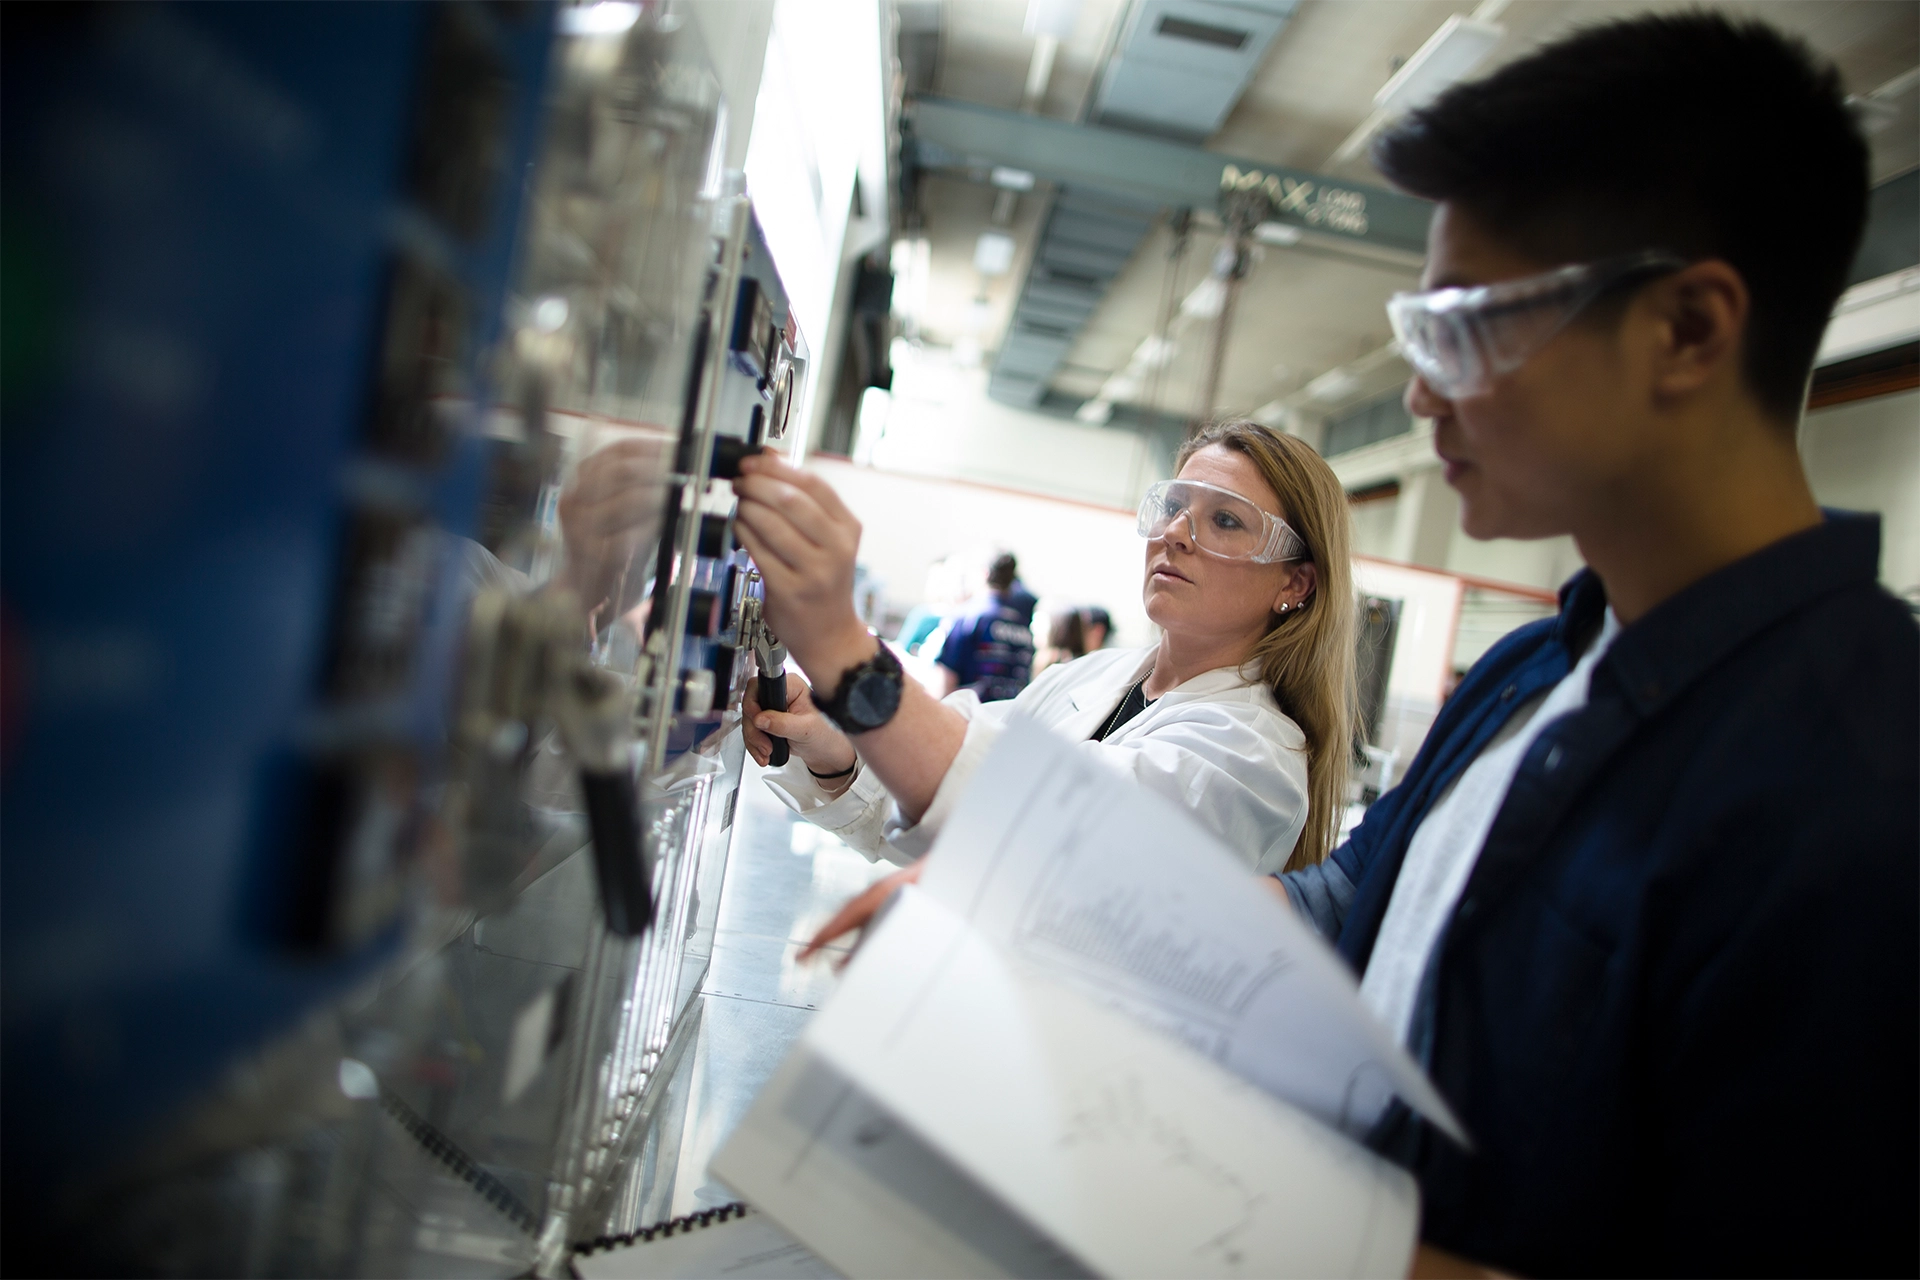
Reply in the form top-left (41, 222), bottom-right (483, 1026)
top-left (730, 421), bottom-right (1357, 878)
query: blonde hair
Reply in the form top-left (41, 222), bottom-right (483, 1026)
top-left (1176, 422), bottom-right (1356, 870)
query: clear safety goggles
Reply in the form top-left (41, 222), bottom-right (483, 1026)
top-left (1387, 251), bottom-right (1688, 400)
top-left (1137, 479), bottom-right (1306, 564)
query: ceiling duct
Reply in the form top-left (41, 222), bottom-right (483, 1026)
top-left (1094, 0), bottom-right (1299, 141)
top-left (988, 189), bottom-right (1159, 405)
top-left (989, 0), bottom-right (1299, 407)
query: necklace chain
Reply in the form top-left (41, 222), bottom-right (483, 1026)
top-left (1095, 666), bottom-right (1155, 741)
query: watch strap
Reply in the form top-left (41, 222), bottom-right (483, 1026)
top-left (812, 640), bottom-right (904, 734)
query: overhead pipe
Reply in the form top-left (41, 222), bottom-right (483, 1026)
top-left (1194, 181), bottom-right (1277, 431)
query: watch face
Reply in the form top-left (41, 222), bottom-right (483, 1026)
top-left (847, 668), bottom-right (902, 728)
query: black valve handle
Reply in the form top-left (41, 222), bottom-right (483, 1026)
top-left (758, 668), bottom-right (790, 767)
top-left (580, 768), bottom-right (655, 937)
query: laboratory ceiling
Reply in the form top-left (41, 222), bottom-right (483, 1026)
top-left (900, 0), bottom-right (1920, 428)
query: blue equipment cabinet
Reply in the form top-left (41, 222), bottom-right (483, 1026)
top-left (0, 0), bottom-right (556, 1243)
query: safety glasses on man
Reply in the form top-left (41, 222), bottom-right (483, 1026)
top-left (1136, 479), bottom-right (1306, 564)
top-left (1387, 250), bottom-right (1688, 400)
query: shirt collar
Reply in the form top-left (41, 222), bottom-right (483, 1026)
top-left (1102, 647), bottom-right (1261, 701)
top-left (1560, 510), bottom-right (1882, 717)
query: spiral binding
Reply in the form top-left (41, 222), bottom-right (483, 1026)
top-left (572, 1201), bottom-right (752, 1257)
top-left (377, 1087), bottom-right (542, 1235)
top-left (374, 1077), bottom-right (750, 1258)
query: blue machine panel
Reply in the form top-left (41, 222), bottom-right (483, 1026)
top-left (1, 1), bottom-right (556, 1217)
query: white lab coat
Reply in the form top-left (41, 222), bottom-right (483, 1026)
top-left (762, 645), bottom-right (1310, 874)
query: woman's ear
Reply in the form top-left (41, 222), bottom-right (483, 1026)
top-left (1275, 561), bottom-right (1316, 614)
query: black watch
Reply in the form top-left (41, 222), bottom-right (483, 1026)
top-left (812, 640), bottom-right (904, 734)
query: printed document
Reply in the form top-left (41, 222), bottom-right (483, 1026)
top-left (917, 714), bottom-right (1464, 1142)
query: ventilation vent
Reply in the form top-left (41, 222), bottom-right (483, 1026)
top-left (1156, 15), bottom-right (1249, 49)
top-left (1094, 0), bottom-right (1298, 140)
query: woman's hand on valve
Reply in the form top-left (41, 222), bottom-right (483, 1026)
top-left (741, 672), bottom-right (857, 779)
top-left (729, 451), bottom-right (875, 688)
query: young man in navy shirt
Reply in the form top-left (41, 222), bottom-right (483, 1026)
top-left (1278, 14), bottom-right (1917, 1275)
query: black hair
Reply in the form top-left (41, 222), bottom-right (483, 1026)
top-left (1372, 13), bottom-right (1869, 422)
top-left (987, 553), bottom-right (1018, 590)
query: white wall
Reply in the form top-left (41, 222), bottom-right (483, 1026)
top-left (1800, 389), bottom-right (1920, 600)
top-left (1442, 525), bottom-right (1585, 593)
top-left (687, 2), bottom-right (775, 170)
top-left (1350, 488), bottom-right (1572, 590)
top-left (1329, 423), bottom-right (1586, 596)
top-left (1348, 494), bottom-right (1400, 560)
top-left (806, 455), bottom-right (1155, 650)
top-left (864, 345), bottom-right (1167, 509)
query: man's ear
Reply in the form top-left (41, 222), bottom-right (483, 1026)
top-left (1276, 561), bottom-right (1317, 614)
top-left (1645, 259), bottom-right (1747, 403)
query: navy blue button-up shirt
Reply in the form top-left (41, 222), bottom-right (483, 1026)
top-left (1284, 512), bottom-right (1917, 1275)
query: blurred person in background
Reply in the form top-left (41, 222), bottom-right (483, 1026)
top-left (932, 552), bottom-right (1036, 702)
top-left (730, 421), bottom-right (1356, 878)
top-left (1080, 605), bottom-right (1113, 651)
top-left (1032, 607), bottom-right (1087, 676)
top-left (1001, 560), bottom-right (1039, 627)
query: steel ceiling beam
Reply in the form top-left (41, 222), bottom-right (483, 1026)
top-left (908, 96), bottom-right (1434, 256)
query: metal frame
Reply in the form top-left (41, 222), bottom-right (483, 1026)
top-left (907, 96), bottom-right (1434, 254)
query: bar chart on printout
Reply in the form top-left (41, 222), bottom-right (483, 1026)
top-left (1014, 880), bottom-right (1290, 1019)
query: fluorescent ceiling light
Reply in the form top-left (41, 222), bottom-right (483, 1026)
top-left (1255, 221), bottom-right (1302, 247)
top-left (1074, 398), bottom-right (1114, 424)
top-left (990, 166), bottom-right (1036, 191)
top-left (973, 232), bottom-right (1017, 276)
top-left (1330, 12), bottom-right (1503, 164)
top-left (1305, 368), bottom-right (1361, 402)
top-left (559, 2), bottom-right (642, 37)
top-left (1024, 0), bottom-right (1080, 40)
top-left (1130, 335), bottom-right (1173, 368)
top-left (1180, 277), bottom-right (1227, 319)
top-left (1851, 96), bottom-right (1901, 134)
top-left (1373, 16), bottom-right (1504, 116)
top-left (1848, 65), bottom-right (1919, 135)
